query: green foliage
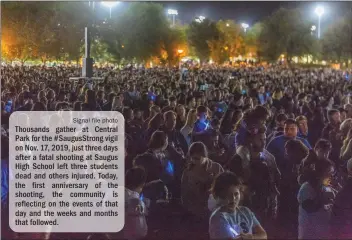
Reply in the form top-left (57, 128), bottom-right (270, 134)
top-left (116, 2), bottom-right (170, 62)
top-left (187, 18), bottom-right (220, 63)
top-left (161, 25), bottom-right (187, 66)
top-left (208, 20), bottom-right (244, 64)
top-left (322, 15), bottom-right (351, 64)
top-left (259, 8), bottom-right (318, 62)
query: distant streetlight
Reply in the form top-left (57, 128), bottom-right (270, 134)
top-left (101, 1), bottom-right (119, 19)
top-left (315, 6), bottom-right (324, 38)
top-left (196, 16), bottom-right (205, 23)
top-left (241, 23), bottom-right (249, 32)
top-left (168, 9), bottom-right (178, 26)
top-left (226, 23), bottom-right (230, 27)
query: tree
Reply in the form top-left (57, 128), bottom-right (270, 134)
top-left (187, 18), bottom-right (220, 63)
top-left (244, 22), bottom-right (263, 58)
top-left (208, 20), bottom-right (244, 64)
top-left (322, 15), bottom-right (351, 65)
top-left (54, 2), bottom-right (94, 64)
top-left (115, 2), bottom-right (170, 62)
top-left (161, 25), bottom-right (188, 66)
top-left (1, 2), bottom-right (43, 63)
top-left (1, 2), bottom-right (93, 64)
top-left (259, 8), bottom-right (317, 62)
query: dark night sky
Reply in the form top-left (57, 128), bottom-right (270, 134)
top-left (99, 1), bottom-right (352, 32)
top-left (159, 1), bottom-right (352, 26)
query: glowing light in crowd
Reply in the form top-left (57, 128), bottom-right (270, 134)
top-left (229, 227), bottom-right (239, 237)
top-left (241, 23), bottom-right (249, 32)
top-left (177, 49), bottom-right (184, 54)
top-left (226, 23), bottom-right (230, 27)
top-left (315, 6), bottom-right (324, 38)
top-left (166, 161), bottom-right (174, 175)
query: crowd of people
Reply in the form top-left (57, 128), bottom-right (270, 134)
top-left (1, 64), bottom-right (352, 239)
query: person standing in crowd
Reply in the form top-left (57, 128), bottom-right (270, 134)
top-left (322, 109), bottom-right (343, 163)
top-left (175, 104), bottom-right (187, 130)
top-left (123, 167), bottom-right (148, 240)
top-left (2, 64), bottom-right (352, 239)
top-left (81, 89), bottom-right (102, 111)
top-left (180, 109), bottom-right (197, 145)
top-left (267, 118), bottom-right (311, 175)
top-left (101, 92), bottom-right (116, 111)
top-left (296, 116), bottom-right (309, 142)
top-left (133, 131), bottom-right (169, 183)
top-left (297, 160), bottom-right (336, 239)
top-left (161, 111), bottom-right (188, 155)
top-left (181, 142), bottom-right (223, 218)
top-left (209, 172), bottom-right (267, 239)
top-left (192, 105), bottom-right (210, 136)
top-left (340, 128), bottom-right (352, 162)
top-left (227, 125), bottom-right (280, 232)
top-left (330, 158), bottom-right (352, 239)
top-left (235, 106), bottom-right (269, 149)
top-left (143, 105), bottom-right (161, 129)
top-left (267, 113), bottom-right (287, 142)
top-left (309, 105), bottom-right (326, 146)
top-left (143, 113), bottom-right (163, 143)
top-left (298, 139), bottom-right (333, 185)
top-left (345, 103), bottom-right (352, 118)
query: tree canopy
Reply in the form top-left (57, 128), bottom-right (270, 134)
top-left (1, 2), bottom-right (351, 66)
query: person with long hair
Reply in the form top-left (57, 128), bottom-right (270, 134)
top-left (181, 142), bottom-right (224, 218)
top-left (180, 109), bottom-right (197, 145)
top-left (220, 110), bottom-right (235, 135)
top-left (81, 89), bottom-right (101, 111)
top-left (298, 139), bottom-right (333, 185)
top-left (133, 131), bottom-right (168, 183)
top-left (209, 172), bottom-right (267, 239)
top-left (144, 113), bottom-right (163, 143)
top-left (175, 104), bottom-right (186, 130)
top-left (340, 128), bottom-right (352, 162)
top-left (143, 105), bottom-right (161, 130)
top-left (297, 159), bottom-right (336, 239)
